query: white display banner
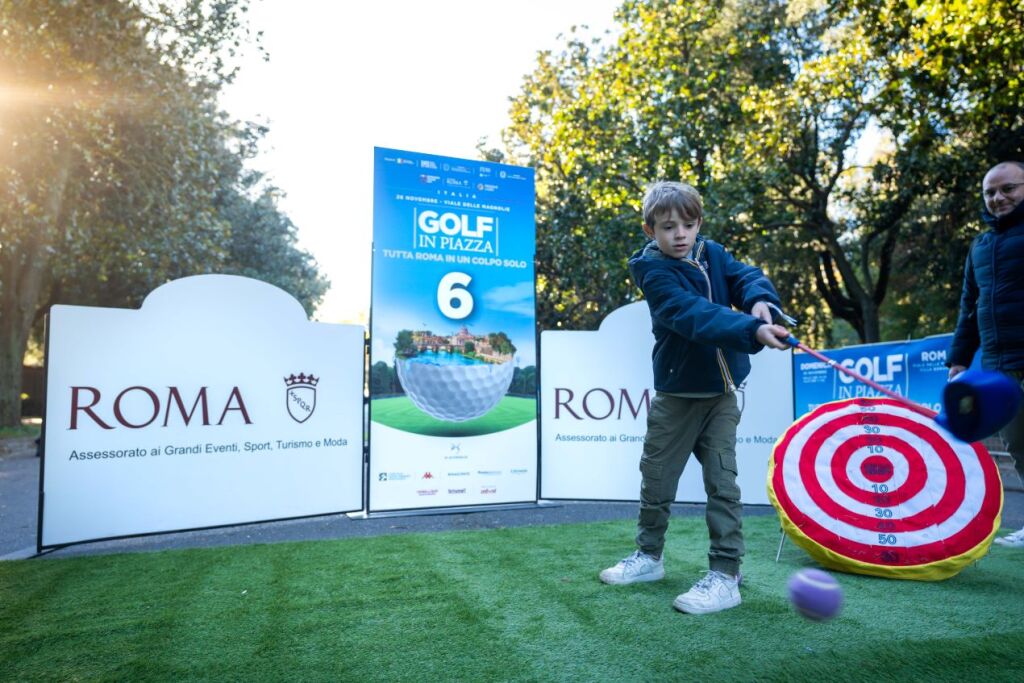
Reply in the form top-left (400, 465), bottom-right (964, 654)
top-left (540, 302), bottom-right (794, 504)
top-left (41, 275), bottom-right (365, 548)
top-left (368, 148), bottom-right (538, 512)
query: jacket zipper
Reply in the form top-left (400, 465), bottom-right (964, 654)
top-left (683, 241), bottom-right (736, 392)
top-left (989, 233), bottom-right (1000, 357)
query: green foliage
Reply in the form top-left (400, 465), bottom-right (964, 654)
top-left (217, 172), bottom-right (329, 318)
top-left (369, 360), bottom-right (402, 396)
top-left (0, 0), bottom-right (326, 426)
top-left (502, 0), bottom-right (1022, 346)
top-left (394, 329), bottom-right (416, 357)
top-left (0, 420), bottom-right (40, 441)
top-left (510, 365), bottom-right (537, 395)
top-left (835, 0), bottom-right (1024, 340)
top-left (370, 395), bottom-right (536, 436)
top-left (487, 331), bottom-right (516, 354)
top-left (504, 0), bottom-right (792, 332)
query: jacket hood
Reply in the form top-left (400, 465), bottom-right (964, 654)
top-left (628, 236), bottom-right (705, 283)
top-left (982, 199), bottom-right (1024, 232)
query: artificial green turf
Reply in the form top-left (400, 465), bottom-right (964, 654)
top-left (370, 395), bottom-right (535, 436)
top-left (2, 516), bottom-right (1023, 682)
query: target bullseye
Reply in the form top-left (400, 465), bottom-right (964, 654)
top-left (860, 456), bottom-right (893, 482)
top-left (768, 397), bottom-right (1003, 581)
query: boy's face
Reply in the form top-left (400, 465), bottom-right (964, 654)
top-left (643, 209), bottom-right (701, 259)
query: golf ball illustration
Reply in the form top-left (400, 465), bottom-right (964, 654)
top-left (397, 355), bottom-right (515, 422)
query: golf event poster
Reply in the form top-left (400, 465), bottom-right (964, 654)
top-left (792, 334), bottom-right (979, 418)
top-left (369, 147), bottom-right (537, 512)
top-left (41, 275), bottom-right (365, 548)
top-left (540, 302), bottom-right (794, 505)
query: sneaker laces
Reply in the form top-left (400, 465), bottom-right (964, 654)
top-left (621, 550), bottom-right (642, 568)
top-left (622, 550), bottom-right (652, 570)
top-left (691, 571), bottom-right (722, 593)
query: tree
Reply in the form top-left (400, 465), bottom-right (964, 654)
top-left (217, 170), bottom-right (329, 319)
top-left (503, 0), bottom-right (791, 331)
top-left (728, 0), bottom-right (1023, 343)
top-left (394, 330), bottom-right (416, 358)
top-left (721, 1), bottom-right (926, 343)
top-left (0, 0), bottom-right (325, 426)
top-left (36, 123), bottom-right (327, 321)
top-left (510, 365), bottom-right (537, 396)
top-left (370, 360), bottom-right (401, 396)
top-left (832, 0), bottom-right (1024, 339)
top-left (501, 0), bottom-right (1022, 345)
top-left (487, 331), bottom-right (516, 355)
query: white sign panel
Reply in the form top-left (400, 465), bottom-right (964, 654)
top-left (540, 302), bottom-right (794, 504)
top-left (368, 148), bottom-right (538, 511)
top-left (41, 275), bottom-right (365, 548)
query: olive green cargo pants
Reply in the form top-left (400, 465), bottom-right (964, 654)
top-left (636, 391), bottom-right (744, 576)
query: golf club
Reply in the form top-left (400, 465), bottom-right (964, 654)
top-left (786, 335), bottom-right (1023, 442)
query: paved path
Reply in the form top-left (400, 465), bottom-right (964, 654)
top-left (2, 436), bottom-right (1022, 561)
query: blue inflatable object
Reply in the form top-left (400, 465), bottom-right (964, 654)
top-left (936, 370), bottom-right (1024, 443)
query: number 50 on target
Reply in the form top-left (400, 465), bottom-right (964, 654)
top-left (768, 397), bottom-right (1003, 581)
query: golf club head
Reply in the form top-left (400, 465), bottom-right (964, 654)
top-left (935, 369), bottom-right (1023, 442)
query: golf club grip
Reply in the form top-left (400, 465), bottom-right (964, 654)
top-left (786, 337), bottom-right (937, 418)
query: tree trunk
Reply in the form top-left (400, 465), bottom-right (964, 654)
top-left (858, 296), bottom-right (881, 344)
top-left (0, 247), bottom-right (47, 426)
top-left (0, 145), bottom-right (71, 427)
top-left (0, 323), bottom-right (28, 427)
top-left (0, 240), bottom-right (34, 426)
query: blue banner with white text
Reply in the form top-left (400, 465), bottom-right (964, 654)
top-left (368, 147), bottom-right (537, 512)
top-left (792, 334), bottom-right (980, 418)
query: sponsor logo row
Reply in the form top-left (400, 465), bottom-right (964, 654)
top-left (379, 469), bottom-right (529, 482)
top-left (416, 487), bottom-right (499, 497)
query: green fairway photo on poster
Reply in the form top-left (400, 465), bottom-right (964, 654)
top-left (371, 395), bottom-right (536, 437)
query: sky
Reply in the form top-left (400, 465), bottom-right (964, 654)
top-left (220, 0), bottom-right (623, 325)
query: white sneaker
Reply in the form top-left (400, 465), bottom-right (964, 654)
top-left (994, 527), bottom-right (1024, 547)
top-left (673, 570), bottom-right (741, 614)
top-left (599, 550), bottom-right (665, 585)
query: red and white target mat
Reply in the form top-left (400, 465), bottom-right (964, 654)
top-left (768, 397), bottom-right (1003, 580)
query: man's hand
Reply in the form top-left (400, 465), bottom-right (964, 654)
top-left (751, 301), bottom-right (774, 324)
top-left (756, 323), bottom-right (791, 350)
top-left (948, 364), bottom-right (967, 381)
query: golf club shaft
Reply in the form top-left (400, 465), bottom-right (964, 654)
top-left (786, 336), bottom-right (936, 417)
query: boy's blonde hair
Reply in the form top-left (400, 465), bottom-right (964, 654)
top-left (642, 181), bottom-right (703, 226)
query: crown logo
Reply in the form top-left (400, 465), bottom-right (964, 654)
top-left (284, 373), bottom-right (319, 387)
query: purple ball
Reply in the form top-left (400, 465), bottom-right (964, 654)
top-left (788, 568), bottom-right (843, 621)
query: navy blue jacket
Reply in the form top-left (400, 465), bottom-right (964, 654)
top-left (950, 200), bottom-right (1024, 371)
top-left (628, 236), bottom-right (782, 393)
